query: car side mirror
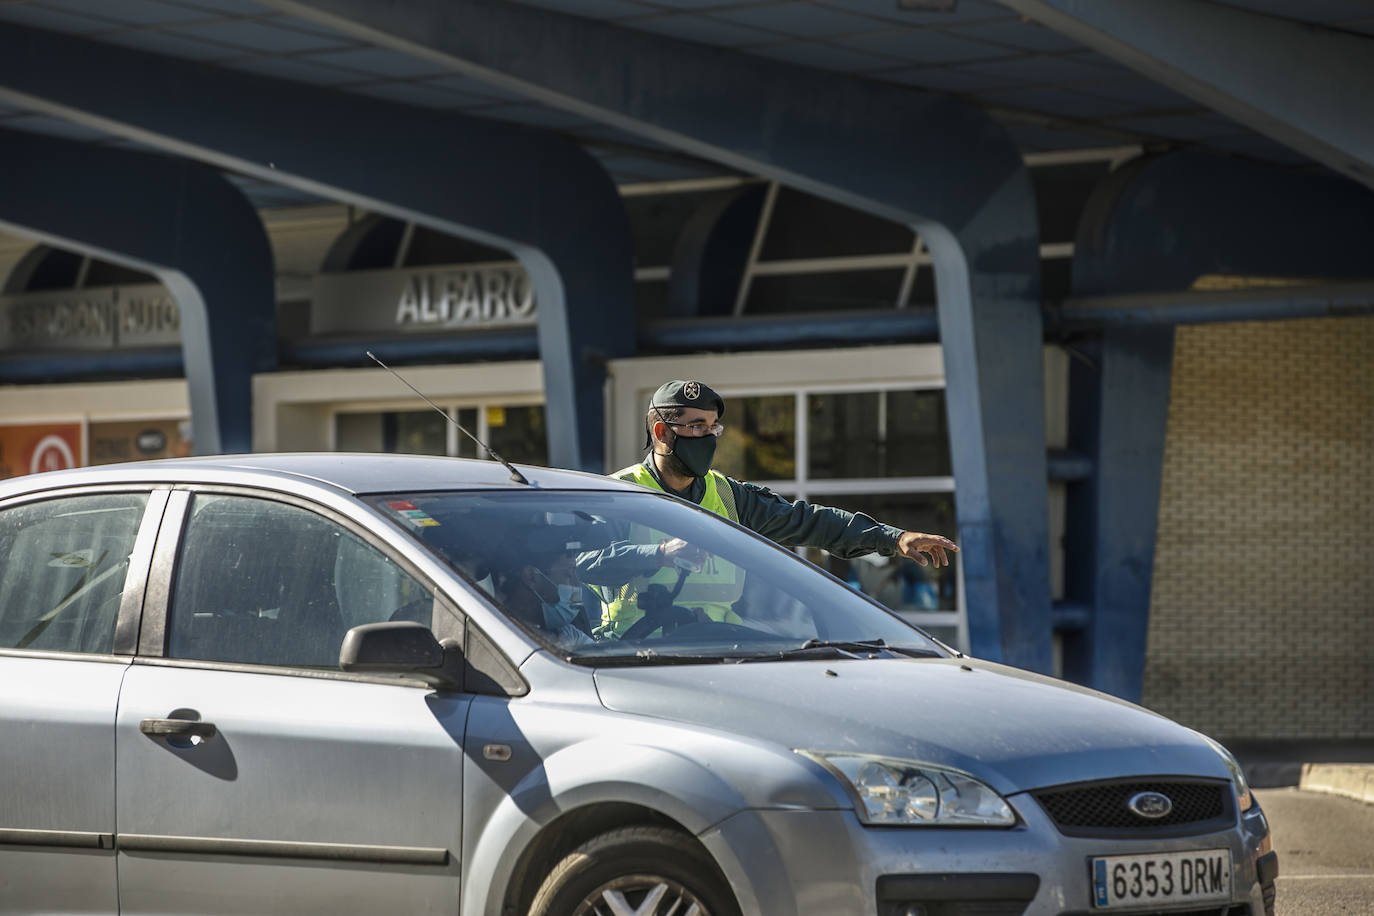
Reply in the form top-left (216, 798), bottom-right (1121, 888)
top-left (339, 621), bottom-right (464, 690)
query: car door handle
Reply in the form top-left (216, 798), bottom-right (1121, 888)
top-left (140, 718), bottom-right (217, 741)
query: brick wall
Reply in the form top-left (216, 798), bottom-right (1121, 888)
top-left (1142, 316), bottom-right (1374, 739)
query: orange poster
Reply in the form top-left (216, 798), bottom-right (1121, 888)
top-left (0, 423), bottom-right (83, 480)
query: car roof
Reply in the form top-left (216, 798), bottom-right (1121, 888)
top-left (0, 452), bottom-right (642, 499)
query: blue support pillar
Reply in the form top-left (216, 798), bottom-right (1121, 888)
top-left (0, 129), bottom-right (273, 454)
top-left (0, 24), bottom-right (633, 473)
top-left (1064, 150), bottom-right (1374, 699)
top-left (269, 0), bottom-right (1053, 670)
top-left (1060, 328), bottom-right (1174, 700)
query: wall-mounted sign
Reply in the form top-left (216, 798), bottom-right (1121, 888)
top-left (0, 284), bottom-right (181, 352)
top-left (0, 423), bottom-right (82, 479)
top-left (89, 419), bottom-right (192, 465)
top-left (311, 262), bottom-right (536, 335)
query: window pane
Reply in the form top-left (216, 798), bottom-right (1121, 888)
top-left (331, 216), bottom-right (404, 271)
top-left (81, 259), bottom-right (157, 287)
top-left (335, 411), bottom-right (382, 452)
top-left (367, 490), bottom-right (946, 660)
top-left (402, 225), bottom-right (509, 267)
top-left (335, 409), bottom-right (447, 455)
top-left (624, 189), bottom-right (727, 268)
top-left (1030, 161), bottom-right (1112, 245)
top-left (634, 278), bottom-right (671, 323)
top-left (17, 246), bottom-right (82, 291)
top-left (799, 492), bottom-right (959, 613)
top-left (712, 395), bottom-right (795, 481)
top-left (744, 269), bottom-right (906, 314)
top-left (809, 390), bottom-right (951, 479)
top-left (486, 405), bottom-right (547, 466)
top-left (168, 495), bottom-right (433, 668)
top-left (454, 408), bottom-right (479, 458)
top-left (0, 493), bottom-right (148, 654)
top-left (759, 187), bottom-right (915, 260)
top-left (392, 411), bottom-right (447, 455)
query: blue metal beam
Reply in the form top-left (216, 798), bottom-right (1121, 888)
top-left (1056, 282), bottom-right (1374, 330)
top-left (0, 23), bottom-right (633, 473)
top-left (997, 0), bottom-right (1374, 189)
top-left (0, 130), bottom-right (273, 454)
top-left (642, 309), bottom-right (939, 352)
top-left (270, 0), bottom-right (1053, 671)
top-left (0, 348), bottom-right (184, 382)
top-left (283, 332), bottom-right (539, 368)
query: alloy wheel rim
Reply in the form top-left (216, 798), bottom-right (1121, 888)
top-left (572, 874), bottom-right (708, 916)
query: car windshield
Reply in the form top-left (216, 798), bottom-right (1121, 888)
top-left (366, 489), bottom-right (948, 664)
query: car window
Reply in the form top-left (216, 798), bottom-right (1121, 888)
top-left (0, 493), bottom-right (149, 654)
top-left (167, 494), bottom-right (434, 668)
top-left (368, 490), bottom-right (947, 664)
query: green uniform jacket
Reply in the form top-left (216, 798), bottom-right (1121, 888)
top-left (624, 457), bottom-right (904, 558)
top-left (580, 458), bottom-right (905, 636)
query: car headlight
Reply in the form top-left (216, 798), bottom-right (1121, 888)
top-left (797, 751), bottom-right (1016, 827)
top-left (1201, 734), bottom-right (1253, 812)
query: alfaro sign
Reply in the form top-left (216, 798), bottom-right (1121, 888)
top-left (0, 284), bottom-right (180, 352)
top-left (311, 263), bottom-right (536, 335)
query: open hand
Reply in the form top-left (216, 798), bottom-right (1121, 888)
top-left (657, 537), bottom-right (707, 571)
top-left (896, 531), bottom-right (958, 568)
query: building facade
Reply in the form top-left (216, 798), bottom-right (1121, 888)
top-left (0, 0), bottom-right (1371, 743)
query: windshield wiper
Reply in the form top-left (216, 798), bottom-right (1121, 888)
top-left (572, 649), bottom-right (747, 667)
top-left (744, 638), bottom-right (944, 662)
top-left (802, 638), bottom-right (888, 653)
top-left (567, 640), bottom-right (944, 666)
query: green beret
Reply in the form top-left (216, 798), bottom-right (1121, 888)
top-left (649, 379), bottom-right (725, 418)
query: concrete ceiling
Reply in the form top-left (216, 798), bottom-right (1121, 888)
top-left (0, 0), bottom-right (1367, 208)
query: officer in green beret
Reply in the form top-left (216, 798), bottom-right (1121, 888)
top-left (585, 379), bottom-right (957, 636)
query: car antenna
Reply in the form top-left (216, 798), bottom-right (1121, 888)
top-left (366, 351), bottom-right (531, 485)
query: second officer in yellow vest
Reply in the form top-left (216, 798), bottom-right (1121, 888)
top-left (581, 379), bottom-right (958, 637)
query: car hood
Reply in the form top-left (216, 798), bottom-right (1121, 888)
top-left (593, 656), bottom-right (1228, 796)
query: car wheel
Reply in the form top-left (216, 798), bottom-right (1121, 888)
top-left (529, 825), bottom-right (740, 916)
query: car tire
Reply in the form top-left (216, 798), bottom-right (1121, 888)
top-left (528, 825), bottom-right (740, 916)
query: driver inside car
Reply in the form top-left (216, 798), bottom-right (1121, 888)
top-left (578, 531), bottom-right (744, 639)
top-left (492, 537), bottom-right (599, 649)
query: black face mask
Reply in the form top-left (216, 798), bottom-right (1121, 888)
top-left (670, 430), bottom-right (717, 478)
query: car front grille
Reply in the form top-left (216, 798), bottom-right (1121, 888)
top-left (1032, 778), bottom-right (1234, 838)
top-left (876, 873), bottom-right (1038, 916)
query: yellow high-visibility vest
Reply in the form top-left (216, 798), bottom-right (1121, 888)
top-left (601, 463), bottom-right (744, 635)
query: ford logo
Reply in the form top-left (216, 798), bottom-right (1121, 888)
top-left (1127, 791), bottom-right (1173, 819)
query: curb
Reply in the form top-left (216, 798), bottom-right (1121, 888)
top-left (1298, 763), bottom-right (1374, 805)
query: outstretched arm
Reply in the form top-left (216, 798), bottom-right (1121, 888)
top-left (732, 478), bottom-right (957, 564)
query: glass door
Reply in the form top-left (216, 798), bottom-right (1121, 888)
top-left (710, 385), bottom-right (964, 650)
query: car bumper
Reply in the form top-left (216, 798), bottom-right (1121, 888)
top-left (700, 794), bottom-right (1274, 916)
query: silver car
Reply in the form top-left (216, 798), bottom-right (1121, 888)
top-left (0, 454), bottom-right (1276, 916)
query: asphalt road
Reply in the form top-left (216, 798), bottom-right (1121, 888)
top-left (1255, 787), bottom-right (1374, 915)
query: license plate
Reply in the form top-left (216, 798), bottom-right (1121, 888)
top-left (1091, 849), bottom-right (1232, 909)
